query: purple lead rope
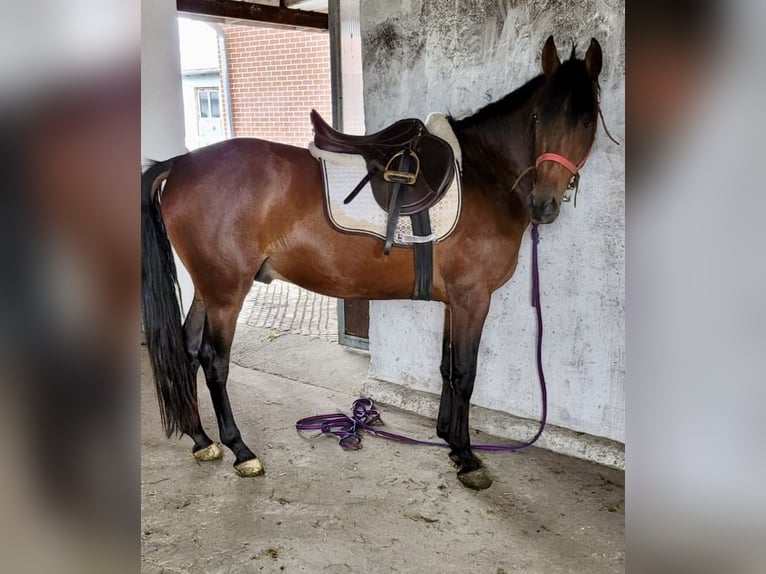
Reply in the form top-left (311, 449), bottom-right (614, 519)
top-left (295, 223), bottom-right (547, 452)
top-left (294, 398), bottom-right (446, 450)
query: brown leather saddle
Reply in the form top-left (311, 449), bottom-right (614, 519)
top-left (311, 110), bottom-right (455, 254)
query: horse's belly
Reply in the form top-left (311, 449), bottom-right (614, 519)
top-left (262, 232), bottom-right (424, 301)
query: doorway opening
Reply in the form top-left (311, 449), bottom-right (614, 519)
top-left (176, 14), bottom-right (341, 343)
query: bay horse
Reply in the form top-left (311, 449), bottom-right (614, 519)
top-left (141, 36), bottom-right (604, 490)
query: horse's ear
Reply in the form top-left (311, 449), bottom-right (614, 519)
top-left (542, 35), bottom-right (560, 75)
top-left (585, 38), bottom-right (603, 79)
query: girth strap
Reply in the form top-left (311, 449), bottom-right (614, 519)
top-left (410, 211), bottom-right (433, 300)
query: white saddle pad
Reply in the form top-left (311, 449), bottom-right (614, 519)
top-left (309, 113), bottom-right (462, 247)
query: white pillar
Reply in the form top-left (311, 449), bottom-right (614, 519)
top-left (141, 0), bottom-right (194, 316)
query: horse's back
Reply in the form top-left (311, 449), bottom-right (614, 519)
top-left (161, 137), bottom-right (321, 225)
top-left (168, 138), bottom-right (316, 191)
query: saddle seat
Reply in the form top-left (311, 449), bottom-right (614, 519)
top-left (311, 109), bottom-right (426, 155)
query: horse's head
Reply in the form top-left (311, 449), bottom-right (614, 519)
top-left (525, 36), bottom-right (602, 224)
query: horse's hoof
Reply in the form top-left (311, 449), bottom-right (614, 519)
top-left (193, 443), bottom-right (224, 462)
top-left (458, 467), bottom-right (492, 490)
top-left (234, 458), bottom-right (265, 477)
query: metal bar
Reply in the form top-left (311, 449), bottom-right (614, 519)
top-left (332, 0), bottom-right (369, 349)
top-left (328, 0), bottom-right (343, 129)
top-left (211, 25), bottom-right (235, 138)
top-left (330, 1), bottom-right (350, 346)
top-left (177, 0), bottom-right (329, 30)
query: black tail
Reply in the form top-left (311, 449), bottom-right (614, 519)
top-left (141, 156), bottom-right (196, 437)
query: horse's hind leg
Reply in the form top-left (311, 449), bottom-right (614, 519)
top-left (199, 294), bottom-right (264, 477)
top-left (445, 295), bottom-right (492, 490)
top-left (182, 295), bottom-right (222, 461)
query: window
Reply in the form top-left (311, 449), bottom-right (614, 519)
top-left (197, 88), bottom-right (220, 119)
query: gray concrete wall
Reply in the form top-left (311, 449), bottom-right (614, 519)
top-left (360, 0), bottom-right (625, 443)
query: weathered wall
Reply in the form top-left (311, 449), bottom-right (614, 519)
top-left (361, 0), bottom-right (625, 442)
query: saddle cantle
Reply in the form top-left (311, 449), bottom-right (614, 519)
top-left (310, 110), bottom-right (455, 255)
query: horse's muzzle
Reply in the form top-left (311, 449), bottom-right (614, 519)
top-left (526, 194), bottom-right (559, 224)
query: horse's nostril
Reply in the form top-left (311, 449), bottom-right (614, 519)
top-left (527, 195), bottom-right (558, 221)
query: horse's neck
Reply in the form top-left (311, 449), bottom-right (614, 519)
top-left (453, 106), bottom-right (534, 200)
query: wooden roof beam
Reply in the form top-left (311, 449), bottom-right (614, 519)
top-left (177, 0), bottom-right (328, 31)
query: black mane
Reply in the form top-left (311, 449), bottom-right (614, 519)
top-left (451, 74), bottom-right (545, 129)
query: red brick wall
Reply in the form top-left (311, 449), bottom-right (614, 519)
top-left (222, 24), bottom-right (332, 147)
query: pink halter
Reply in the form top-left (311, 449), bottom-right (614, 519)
top-left (509, 143), bottom-right (595, 196)
top-left (535, 148), bottom-right (590, 175)
top-left (533, 148), bottom-right (591, 205)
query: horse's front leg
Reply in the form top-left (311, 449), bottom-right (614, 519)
top-left (444, 294), bottom-right (492, 490)
top-left (437, 306), bottom-right (465, 466)
top-left (437, 306), bottom-right (456, 455)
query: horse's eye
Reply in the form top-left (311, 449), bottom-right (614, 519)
top-left (583, 118), bottom-right (593, 127)
top-left (532, 113), bottom-right (539, 123)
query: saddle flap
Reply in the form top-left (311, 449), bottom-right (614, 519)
top-left (371, 134), bottom-right (455, 216)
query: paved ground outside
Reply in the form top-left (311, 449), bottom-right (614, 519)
top-left (240, 281), bottom-right (338, 343)
top-left (141, 324), bottom-right (625, 573)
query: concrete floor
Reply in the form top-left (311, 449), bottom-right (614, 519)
top-left (141, 328), bottom-right (624, 573)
